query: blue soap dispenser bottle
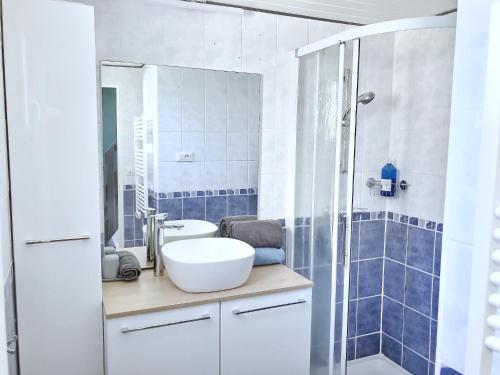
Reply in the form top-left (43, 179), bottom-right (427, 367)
top-left (381, 161), bottom-right (397, 197)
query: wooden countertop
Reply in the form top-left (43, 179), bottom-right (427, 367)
top-left (102, 265), bottom-right (313, 319)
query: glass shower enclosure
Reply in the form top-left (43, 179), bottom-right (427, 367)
top-left (291, 15), bottom-right (456, 375)
top-left (294, 40), bottom-right (359, 375)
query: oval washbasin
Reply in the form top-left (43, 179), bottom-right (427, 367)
top-left (162, 238), bottom-right (255, 293)
top-left (144, 220), bottom-right (218, 243)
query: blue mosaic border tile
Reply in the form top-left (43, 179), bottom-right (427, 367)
top-left (123, 185), bottom-right (259, 245)
top-left (387, 211), bottom-right (443, 233)
top-left (154, 188), bottom-right (258, 199)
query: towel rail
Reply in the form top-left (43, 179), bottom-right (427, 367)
top-left (25, 235), bottom-right (90, 245)
top-left (232, 298), bottom-right (306, 316)
top-left (120, 313), bottom-right (211, 334)
top-left (485, 206), bottom-right (500, 353)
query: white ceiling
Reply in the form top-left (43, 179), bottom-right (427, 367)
top-left (210, 0), bottom-right (457, 25)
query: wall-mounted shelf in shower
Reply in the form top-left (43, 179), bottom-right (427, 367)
top-left (366, 177), bottom-right (409, 196)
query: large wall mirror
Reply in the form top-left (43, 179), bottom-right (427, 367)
top-left (100, 62), bottom-right (262, 250)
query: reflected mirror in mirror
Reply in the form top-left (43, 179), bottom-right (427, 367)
top-left (100, 61), bottom-right (262, 267)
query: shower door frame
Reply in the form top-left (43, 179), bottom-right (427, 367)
top-left (292, 14), bottom-right (457, 375)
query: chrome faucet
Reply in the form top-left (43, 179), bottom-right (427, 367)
top-left (144, 208), bottom-right (156, 262)
top-left (153, 213), bottom-right (169, 276)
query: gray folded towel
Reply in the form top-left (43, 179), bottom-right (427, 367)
top-left (254, 247), bottom-right (286, 266)
top-left (219, 215), bottom-right (257, 237)
top-left (104, 247), bottom-right (116, 255)
top-left (116, 251), bottom-right (141, 281)
top-left (228, 219), bottom-right (283, 249)
top-left (102, 253), bottom-right (120, 279)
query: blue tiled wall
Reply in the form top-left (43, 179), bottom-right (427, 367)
top-left (343, 211), bottom-right (443, 375)
top-left (293, 216), bottom-right (338, 372)
top-left (293, 217), bottom-right (311, 278)
top-left (440, 367), bottom-right (463, 375)
top-left (348, 213), bottom-right (386, 360)
top-left (154, 188), bottom-right (258, 222)
top-left (124, 185), bottom-right (258, 246)
top-left (381, 213), bottom-right (442, 375)
top-left (123, 185), bottom-right (145, 248)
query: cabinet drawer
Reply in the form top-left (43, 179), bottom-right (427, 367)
top-left (105, 303), bottom-right (219, 375)
top-left (220, 288), bottom-right (312, 375)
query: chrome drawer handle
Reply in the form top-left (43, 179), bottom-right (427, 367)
top-left (232, 298), bottom-right (306, 315)
top-left (120, 313), bottom-right (211, 334)
top-left (26, 235), bottom-right (90, 245)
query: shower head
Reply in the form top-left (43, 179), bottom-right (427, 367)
top-left (357, 91), bottom-right (375, 105)
top-left (341, 91), bottom-right (376, 125)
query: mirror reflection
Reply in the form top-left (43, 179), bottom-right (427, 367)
top-left (101, 62), bottom-right (262, 260)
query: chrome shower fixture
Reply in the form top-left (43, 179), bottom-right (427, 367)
top-left (357, 91), bottom-right (375, 105)
top-left (342, 91), bottom-right (376, 125)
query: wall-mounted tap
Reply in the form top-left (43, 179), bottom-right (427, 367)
top-left (153, 213), bottom-right (169, 276)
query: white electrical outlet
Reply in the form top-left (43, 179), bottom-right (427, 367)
top-left (176, 151), bottom-right (195, 162)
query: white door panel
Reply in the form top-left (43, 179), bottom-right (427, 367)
top-left (3, 0), bottom-right (103, 374)
top-left (221, 288), bottom-right (312, 375)
top-left (105, 303), bottom-right (220, 375)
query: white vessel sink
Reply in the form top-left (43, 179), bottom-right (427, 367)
top-left (162, 238), bottom-right (255, 293)
top-left (144, 219), bottom-right (218, 243)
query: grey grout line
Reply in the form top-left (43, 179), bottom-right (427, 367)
top-left (352, 256), bottom-right (384, 262)
top-left (379, 216), bottom-right (388, 352)
top-left (428, 229), bottom-right (438, 373)
top-left (354, 331), bottom-right (381, 339)
top-left (399, 220), bottom-right (410, 367)
top-left (349, 293), bottom-right (382, 302)
top-left (385, 256), bottom-right (439, 279)
top-left (385, 295), bottom-right (437, 322)
top-left (383, 332), bottom-right (435, 364)
top-left (354, 219), bottom-right (361, 359)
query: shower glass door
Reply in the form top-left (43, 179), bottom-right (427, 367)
top-left (294, 41), bottom-right (358, 375)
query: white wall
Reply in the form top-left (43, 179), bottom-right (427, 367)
top-left (354, 33), bottom-right (395, 213)
top-left (353, 28), bottom-right (455, 223)
top-left (149, 67), bottom-right (261, 193)
top-left (0, 26), bottom-right (14, 375)
top-left (66, 0), bottom-right (348, 220)
top-left (0, 13), bottom-right (13, 374)
top-left (437, 1), bottom-right (500, 374)
top-left (387, 28), bottom-right (455, 222)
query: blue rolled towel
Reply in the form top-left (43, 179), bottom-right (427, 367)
top-left (253, 247), bottom-right (285, 266)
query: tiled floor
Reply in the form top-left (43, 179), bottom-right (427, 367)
top-left (348, 354), bottom-right (411, 375)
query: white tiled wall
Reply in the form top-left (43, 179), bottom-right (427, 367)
top-left (387, 29), bottom-right (455, 222)
top-left (353, 29), bottom-right (455, 223)
top-left (147, 67), bottom-right (261, 193)
top-left (354, 33), bottom-right (395, 213)
top-left (65, 0), bottom-right (347, 220)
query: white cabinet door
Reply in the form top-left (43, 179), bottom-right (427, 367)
top-left (221, 288), bottom-right (312, 375)
top-left (3, 0), bottom-right (102, 374)
top-left (106, 303), bottom-right (220, 375)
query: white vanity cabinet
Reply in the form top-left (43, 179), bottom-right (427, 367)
top-left (105, 303), bottom-right (220, 375)
top-left (104, 288), bottom-right (312, 375)
top-left (221, 289), bottom-right (312, 375)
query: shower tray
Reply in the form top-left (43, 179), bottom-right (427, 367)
top-left (347, 354), bottom-right (411, 375)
